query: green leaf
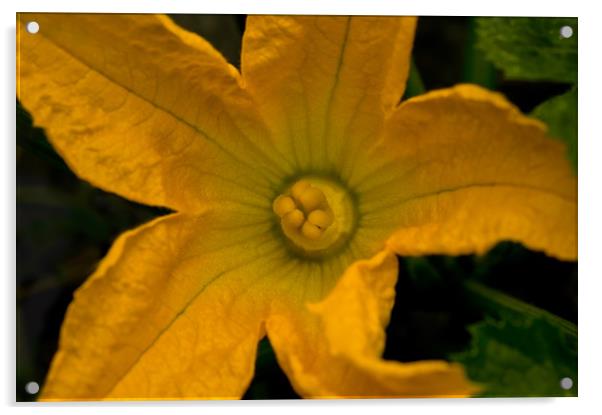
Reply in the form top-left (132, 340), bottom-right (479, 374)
top-left (463, 280), bottom-right (577, 338)
top-left (453, 316), bottom-right (577, 397)
top-left (463, 18), bottom-right (497, 89)
top-left (476, 17), bottom-right (577, 83)
top-left (532, 87), bottom-right (578, 172)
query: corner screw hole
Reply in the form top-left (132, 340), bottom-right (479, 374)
top-left (560, 377), bottom-right (573, 390)
top-left (26, 21), bottom-right (40, 34)
top-left (25, 381), bottom-right (40, 395)
top-left (560, 25), bottom-right (573, 39)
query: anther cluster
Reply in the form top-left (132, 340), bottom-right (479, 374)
top-left (272, 180), bottom-right (335, 241)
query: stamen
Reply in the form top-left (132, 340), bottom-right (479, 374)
top-left (272, 180), bottom-right (334, 242)
top-left (291, 180), bottom-right (311, 201)
top-left (308, 210), bottom-right (333, 229)
top-left (272, 177), bottom-right (355, 256)
top-left (282, 209), bottom-right (304, 229)
top-left (299, 187), bottom-right (326, 212)
top-left (272, 195), bottom-right (296, 217)
top-left (301, 222), bottom-right (323, 240)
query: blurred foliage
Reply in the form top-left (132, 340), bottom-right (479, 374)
top-left (459, 279), bottom-right (577, 397)
top-left (16, 16), bottom-right (577, 401)
top-left (462, 18), bottom-right (497, 89)
top-left (476, 17), bottom-right (577, 83)
top-left (169, 14), bottom-right (243, 68)
top-left (475, 17), bottom-right (578, 173)
top-left (403, 60), bottom-right (426, 99)
top-left (384, 255), bottom-right (480, 363)
top-left (411, 17), bottom-right (471, 91)
top-left (532, 87), bottom-right (578, 171)
top-left (384, 249), bottom-right (577, 397)
top-left (454, 316), bottom-right (577, 397)
top-left (472, 241), bottom-right (577, 323)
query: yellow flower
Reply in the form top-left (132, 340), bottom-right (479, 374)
top-left (17, 13), bottom-right (576, 400)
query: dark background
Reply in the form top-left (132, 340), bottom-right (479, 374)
top-left (16, 16), bottom-right (577, 400)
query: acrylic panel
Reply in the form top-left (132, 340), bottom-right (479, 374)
top-left (16, 13), bottom-right (578, 401)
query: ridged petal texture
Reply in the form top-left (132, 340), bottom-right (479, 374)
top-left (358, 85), bottom-right (577, 260)
top-left (41, 211), bottom-right (279, 399)
top-left (17, 13), bottom-right (291, 213)
top-left (16, 13), bottom-right (576, 400)
top-left (269, 251), bottom-right (478, 397)
top-left (242, 15), bottom-right (417, 177)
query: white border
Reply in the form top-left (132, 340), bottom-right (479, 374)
top-left (3, 1), bottom-right (601, 414)
top-left (10, 0), bottom-right (581, 16)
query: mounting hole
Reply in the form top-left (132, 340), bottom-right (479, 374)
top-left (560, 377), bottom-right (573, 390)
top-left (26, 21), bottom-right (40, 34)
top-left (560, 25), bottom-right (573, 39)
top-left (25, 381), bottom-right (40, 395)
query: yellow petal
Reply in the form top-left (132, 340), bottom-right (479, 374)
top-left (40, 211), bottom-right (287, 400)
top-left (17, 13), bottom-right (289, 212)
top-left (267, 251), bottom-right (478, 398)
top-left (381, 17), bottom-right (418, 111)
top-left (356, 85), bottom-right (577, 260)
top-left (241, 16), bottom-right (417, 175)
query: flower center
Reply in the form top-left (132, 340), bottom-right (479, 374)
top-left (272, 177), bottom-right (356, 257)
